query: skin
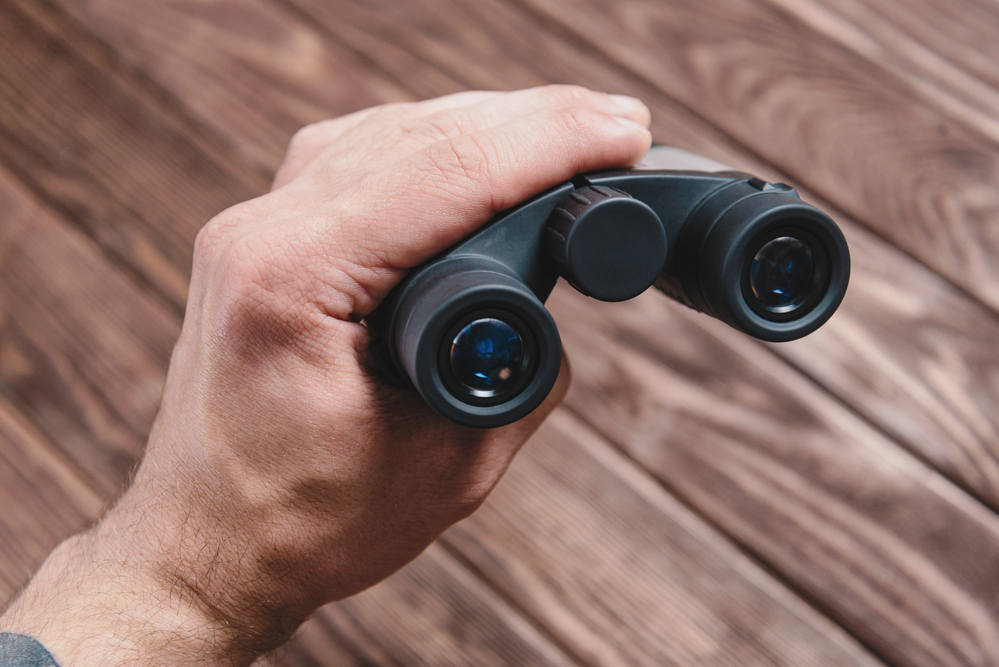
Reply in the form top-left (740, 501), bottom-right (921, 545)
top-left (0, 85), bottom-right (652, 666)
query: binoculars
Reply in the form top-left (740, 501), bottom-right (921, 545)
top-left (368, 147), bottom-right (850, 428)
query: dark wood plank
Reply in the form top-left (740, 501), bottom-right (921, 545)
top-left (271, 614), bottom-right (401, 667)
top-left (310, 544), bottom-right (582, 667)
top-left (0, 399), bottom-right (103, 604)
top-left (40, 0), bottom-right (999, 512)
top-left (776, 219), bottom-right (999, 507)
top-left (443, 410), bottom-right (886, 667)
top-left (764, 0), bottom-right (999, 143)
top-left (48, 0), bottom-right (413, 178)
top-left (7, 2), bottom-right (997, 664)
top-left (267, 542), bottom-right (587, 666)
top-left (273, 0), bottom-right (999, 513)
top-left (0, 0), bottom-right (272, 312)
top-left (547, 284), bottom-right (999, 667)
top-left (0, 166), bottom-right (178, 497)
top-left (506, 0), bottom-right (999, 316)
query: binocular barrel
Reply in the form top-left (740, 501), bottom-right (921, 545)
top-left (368, 147), bottom-right (850, 428)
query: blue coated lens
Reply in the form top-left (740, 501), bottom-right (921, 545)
top-left (450, 318), bottom-right (524, 395)
top-left (749, 236), bottom-right (814, 311)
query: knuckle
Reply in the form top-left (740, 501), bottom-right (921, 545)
top-left (552, 105), bottom-right (602, 134)
top-left (195, 212), bottom-right (304, 330)
top-left (225, 237), bottom-right (280, 292)
top-left (424, 133), bottom-right (494, 185)
top-left (215, 236), bottom-right (309, 341)
top-left (196, 198), bottom-right (266, 256)
top-left (195, 214), bottom-right (237, 265)
top-left (397, 112), bottom-right (466, 144)
top-left (287, 121), bottom-right (331, 153)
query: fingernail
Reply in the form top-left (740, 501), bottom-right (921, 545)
top-left (609, 94), bottom-right (647, 111)
top-left (613, 116), bottom-right (651, 133)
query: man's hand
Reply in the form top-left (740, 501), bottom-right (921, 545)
top-left (0, 86), bottom-right (651, 666)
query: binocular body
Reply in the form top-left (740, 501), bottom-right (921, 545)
top-left (368, 147), bottom-right (850, 428)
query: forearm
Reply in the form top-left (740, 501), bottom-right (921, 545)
top-left (1, 514), bottom-right (261, 667)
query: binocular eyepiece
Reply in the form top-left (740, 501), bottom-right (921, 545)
top-left (368, 147), bottom-right (850, 428)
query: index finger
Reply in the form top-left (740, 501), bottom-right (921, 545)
top-left (273, 91), bottom-right (505, 190)
top-left (330, 102), bottom-right (652, 285)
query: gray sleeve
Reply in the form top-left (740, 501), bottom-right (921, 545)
top-left (0, 634), bottom-right (60, 667)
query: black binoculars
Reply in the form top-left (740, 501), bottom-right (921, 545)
top-left (368, 147), bottom-right (850, 428)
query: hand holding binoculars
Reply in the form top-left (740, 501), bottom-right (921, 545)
top-left (368, 147), bottom-right (850, 428)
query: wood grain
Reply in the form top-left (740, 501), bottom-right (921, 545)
top-left (35, 0), bottom-right (999, 511)
top-left (775, 219), bottom-right (999, 508)
top-left (547, 284), bottom-right (999, 667)
top-left (510, 0), bottom-right (999, 315)
top-left (3, 0), bottom-right (998, 664)
top-left (443, 410), bottom-right (885, 667)
top-left (312, 544), bottom-right (582, 667)
top-left (762, 0), bottom-right (999, 143)
top-left (54, 0), bottom-right (413, 178)
top-left (264, 543), bottom-right (586, 666)
top-left (0, 398), bottom-right (103, 605)
top-left (0, 0), bottom-right (269, 312)
top-left (279, 0), bottom-right (999, 529)
top-left (270, 614), bottom-right (401, 667)
top-left (0, 166), bottom-right (178, 497)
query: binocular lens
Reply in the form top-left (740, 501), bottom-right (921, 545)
top-left (748, 236), bottom-right (814, 313)
top-left (373, 158), bottom-right (850, 426)
top-left (449, 318), bottom-right (524, 397)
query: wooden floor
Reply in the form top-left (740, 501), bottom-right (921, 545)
top-left (2, 0), bottom-right (998, 664)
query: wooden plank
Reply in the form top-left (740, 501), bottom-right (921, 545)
top-left (0, 0), bottom-right (271, 312)
top-left (267, 0), bottom-right (999, 532)
top-left (0, 166), bottom-right (178, 496)
top-left (274, 614), bottom-right (404, 667)
top-left (829, 0), bottom-right (999, 92)
top-left (442, 410), bottom-right (885, 667)
top-left (760, 0), bottom-right (999, 144)
top-left (502, 0), bottom-right (999, 316)
top-left (311, 544), bottom-right (583, 667)
top-left (37, 0), bottom-right (999, 511)
top-left (267, 542), bottom-right (586, 666)
top-left (9, 2), bottom-right (999, 664)
top-left (776, 219), bottom-right (999, 507)
top-left (47, 0), bottom-right (413, 179)
top-left (546, 284), bottom-right (999, 667)
top-left (0, 399), bottom-right (104, 605)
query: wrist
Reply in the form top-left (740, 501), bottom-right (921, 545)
top-left (0, 508), bottom-right (268, 667)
